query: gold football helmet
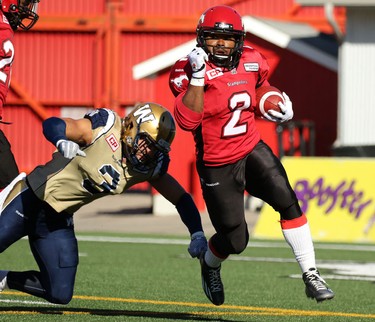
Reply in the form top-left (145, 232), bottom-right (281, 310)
top-left (122, 102), bottom-right (176, 171)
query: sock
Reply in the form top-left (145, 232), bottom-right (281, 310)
top-left (280, 214), bottom-right (316, 273)
top-left (204, 239), bottom-right (227, 268)
top-left (0, 270), bottom-right (9, 291)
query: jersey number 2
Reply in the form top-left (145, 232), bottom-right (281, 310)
top-left (0, 40), bottom-right (15, 84)
top-left (223, 92), bottom-right (251, 137)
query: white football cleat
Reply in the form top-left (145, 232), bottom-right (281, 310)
top-left (0, 278), bottom-right (7, 292)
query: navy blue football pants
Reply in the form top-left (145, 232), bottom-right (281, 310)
top-left (197, 140), bottom-right (302, 257)
top-left (0, 130), bottom-right (19, 190)
top-left (0, 185), bottom-right (78, 304)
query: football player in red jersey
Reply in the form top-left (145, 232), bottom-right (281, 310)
top-left (169, 5), bottom-right (334, 306)
top-left (0, 0), bottom-right (40, 191)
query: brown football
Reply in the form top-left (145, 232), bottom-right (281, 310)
top-left (255, 86), bottom-right (285, 117)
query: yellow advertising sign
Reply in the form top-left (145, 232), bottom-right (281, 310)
top-left (253, 157), bottom-right (375, 242)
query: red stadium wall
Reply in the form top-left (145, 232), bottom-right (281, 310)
top-left (1, 0), bottom-right (340, 211)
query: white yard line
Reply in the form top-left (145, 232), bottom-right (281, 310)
top-left (75, 235), bottom-right (375, 252)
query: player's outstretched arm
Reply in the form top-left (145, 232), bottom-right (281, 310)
top-left (151, 173), bottom-right (207, 258)
top-left (42, 117), bottom-right (92, 159)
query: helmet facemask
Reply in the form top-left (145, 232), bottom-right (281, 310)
top-left (2, 0), bottom-right (40, 31)
top-left (124, 131), bottom-right (168, 173)
top-left (198, 29), bottom-right (244, 70)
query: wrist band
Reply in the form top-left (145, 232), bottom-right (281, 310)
top-left (190, 78), bottom-right (205, 87)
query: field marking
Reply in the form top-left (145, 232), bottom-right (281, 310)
top-left (7, 237), bottom-right (374, 319)
top-left (75, 235), bottom-right (375, 252)
top-left (1, 291), bottom-right (375, 319)
top-left (0, 298), bottom-right (57, 305)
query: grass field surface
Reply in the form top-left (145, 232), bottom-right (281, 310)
top-left (1, 233), bottom-right (375, 321)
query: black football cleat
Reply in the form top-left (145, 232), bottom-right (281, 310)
top-left (303, 268), bottom-right (335, 302)
top-left (200, 255), bottom-right (224, 306)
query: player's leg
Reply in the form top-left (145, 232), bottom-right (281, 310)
top-left (7, 207), bottom-right (78, 304)
top-left (245, 140), bottom-right (334, 302)
top-left (0, 130), bottom-right (19, 191)
top-left (0, 179), bottom-right (34, 254)
top-left (0, 180), bottom-right (40, 292)
top-left (199, 161), bottom-right (249, 256)
top-left (197, 160), bottom-right (248, 305)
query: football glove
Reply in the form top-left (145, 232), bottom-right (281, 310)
top-left (263, 92), bottom-right (294, 123)
top-left (56, 139), bottom-right (86, 159)
top-left (188, 231), bottom-right (208, 258)
top-left (188, 47), bottom-right (208, 81)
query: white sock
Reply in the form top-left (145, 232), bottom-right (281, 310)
top-left (204, 243), bottom-right (226, 268)
top-left (0, 270), bottom-right (9, 292)
top-left (282, 221), bottom-right (316, 273)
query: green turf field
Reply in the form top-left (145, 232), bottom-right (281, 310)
top-left (1, 233), bottom-right (374, 321)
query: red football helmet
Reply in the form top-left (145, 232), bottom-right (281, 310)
top-left (1, 0), bottom-right (40, 31)
top-left (196, 5), bottom-right (245, 70)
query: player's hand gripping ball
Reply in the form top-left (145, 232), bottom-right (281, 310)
top-left (255, 86), bottom-right (293, 123)
top-left (255, 86), bottom-right (284, 116)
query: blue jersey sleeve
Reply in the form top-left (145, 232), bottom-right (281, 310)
top-left (84, 108), bottom-right (115, 130)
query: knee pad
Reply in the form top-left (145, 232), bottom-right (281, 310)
top-left (212, 223), bottom-right (249, 255)
top-left (229, 228), bottom-right (249, 254)
top-left (47, 292), bottom-right (73, 305)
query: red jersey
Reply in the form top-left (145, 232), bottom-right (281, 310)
top-left (169, 46), bottom-right (270, 166)
top-left (0, 12), bottom-right (15, 119)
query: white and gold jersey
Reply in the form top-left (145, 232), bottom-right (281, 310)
top-left (27, 109), bottom-right (155, 214)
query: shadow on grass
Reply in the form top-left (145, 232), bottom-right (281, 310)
top-left (2, 306), bottom-right (244, 321)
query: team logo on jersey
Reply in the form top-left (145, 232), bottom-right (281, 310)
top-left (171, 74), bottom-right (189, 88)
top-left (244, 63), bottom-right (259, 72)
top-left (106, 134), bottom-right (120, 152)
top-left (207, 68), bottom-right (224, 80)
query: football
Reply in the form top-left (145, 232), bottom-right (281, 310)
top-left (255, 86), bottom-right (285, 117)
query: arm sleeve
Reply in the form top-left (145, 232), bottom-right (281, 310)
top-left (175, 192), bottom-right (204, 235)
top-left (169, 58), bottom-right (203, 131)
top-left (174, 93), bottom-right (203, 131)
top-left (42, 117), bottom-right (67, 146)
top-left (169, 58), bottom-right (191, 97)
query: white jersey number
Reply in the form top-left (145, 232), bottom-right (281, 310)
top-left (0, 40), bottom-right (15, 84)
top-left (223, 92), bottom-right (251, 137)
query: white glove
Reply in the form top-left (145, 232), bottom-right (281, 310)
top-left (56, 139), bottom-right (86, 159)
top-left (263, 92), bottom-right (294, 123)
top-left (188, 231), bottom-right (207, 258)
top-left (188, 47), bottom-right (208, 80)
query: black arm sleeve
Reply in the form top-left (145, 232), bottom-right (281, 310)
top-left (175, 192), bottom-right (204, 235)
